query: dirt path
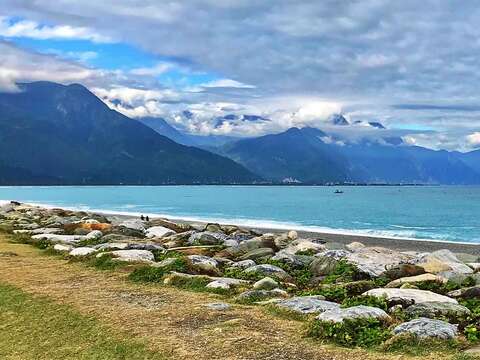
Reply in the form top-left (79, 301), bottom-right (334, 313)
top-left (0, 236), bottom-right (433, 360)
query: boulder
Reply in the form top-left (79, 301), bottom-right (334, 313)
top-left (364, 288), bottom-right (458, 306)
top-left (188, 231), bottom-right (227, 245)
top-left (106, 249), bottom-right (154, 263)
top-left (118, 219), bottom-right (146, 232)
top-left (282, 239), bottom-right (325, 255)
top-left (271, 252), bottom-right (314, 268)
top-left (275, 296), bottom-right (339, 314)
top-left (405, 301), bottom-right (471, 322)
top-left (53, 244), bottom-right (73, 252)
top-left (187, 255), bottom-right (220, 275)
top-left (69, 247), bottom-right (96, 256)
top-left (206, 278), bottom-right (247, 290)
top-left (95, 242), bottom-right (133, 251)
top-left (239, 247), bottom-right (275, 261)
top-left (31, 233), bottom-right (85, 244)
top-left (85, 230), bottom-right (103, 240)
top-left (145, 226), bottom-right (175, 239)
top-left (159, 230), bottom-right (196, 247)
top-left (244, 264), bottom-right (292, 282)
top-left (392, 318), bottom-right (458, 339)
top-left (310, 250), bottom-right (348, 276)
top-left (467, 263), bottom-right (480, 272)
top-left (253, 277), bottom-right (279, 290)
top-left (31, 227), bottom-right (64, 235)
top-left (447, 285), bottom-right (480, 299)
top-left (230, 259), bottom-right (256, 269)
top-left (273, 231), bottom-right (298, 249)
top-left (416, 250), bottom-right (473, 275)
top-left (228, 234), bottom-right (277, 256)
top-left (317, 305), bottom-right (391, 323)
top-left (148, 218), bottom-right (193, 233)
top-left (384, 263), bottom-right (425, 280)
top-left (347, 247), bottom-right (416, 278)
top-left (386, 273), bottom-right (448, 288)
top-left (236, 289), bottom-right (288, 303)
top-left (108, 226), bottom-right (145, 238)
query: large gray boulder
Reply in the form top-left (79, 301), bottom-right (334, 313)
top-left (32, 233), bottom-right (85, 244)
top-left (386, 273), bottom-right (447, 288)
top-left (236, 289), bottom-right (288, 303)
top-left (244, 264), bottom-right (292, 282)
top-left (239, 247), bottom-right (274, 261)
top-left (145, 226), bottom-right (175, 239)
top-left (69, 247), bottom-right (96, 257)
top-left (230, 259), bottom-right (256, 269)
top-left (253, 277), bottom-right (278, 290)
top-left (275, 296), bottom-right (339, 314)
top-left (347, 247), bottom-right (416, 278)
top-left (104, 249), bottom-right (155, 263)
top-left (187, 255), bottom-right (220, 275)
top-left (310, 250), bottom-right (349, 276)
top-left (188, 231), bottom-right (227, 245)
top-left (118, 219), bottom-right (146, 232)
top-left (447, 285), bottom-right (480, 299)
top-left (392, 318), bottom-right (458, 339)
top-left (317, 305), bottom-right (391, 323)
top-left (364, 288), bottom-right (458, 306)
top-left (206, 277), bottom-right (248, 290)
top-left (416, 249), bottom-right (473, 276)
top-left (404, 301), bottom-right (471, 322)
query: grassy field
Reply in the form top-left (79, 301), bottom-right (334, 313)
top-left (0, 283), bottom-right (164, 360)
top-left (0, 232), bottom-right (476, 360)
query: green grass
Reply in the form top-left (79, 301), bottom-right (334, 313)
top-left (0, 283), bottom-right (165, 360)
top-left (382, 333), bottom-right (467, 356)
top-left (308, 317), bottom-right (391, 348)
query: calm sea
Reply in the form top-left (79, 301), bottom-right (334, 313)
top-left (0, 186), bottom-right (479, 244)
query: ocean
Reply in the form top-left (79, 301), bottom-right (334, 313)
top-left (0, 185), bottom-right (479, 244)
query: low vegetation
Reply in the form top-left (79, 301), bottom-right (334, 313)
top-left (0, 283), bottom-right (165, 360)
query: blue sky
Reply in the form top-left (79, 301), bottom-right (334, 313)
top-left (1, 1), bottom-right (480, 150)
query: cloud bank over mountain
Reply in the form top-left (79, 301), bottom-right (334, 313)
top-left (1, 1), bottom-right (480, 150)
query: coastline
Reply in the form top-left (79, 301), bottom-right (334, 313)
top-left (6, 200), bottom-right (479, 256)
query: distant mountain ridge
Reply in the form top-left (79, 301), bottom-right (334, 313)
top-left (0, 82), bottom-right (259, 185)
top-left (219, 127), bottom-right (480, 184)
top-left (140, 115), bottom-right (480, 185)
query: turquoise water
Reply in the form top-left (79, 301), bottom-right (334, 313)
top-left (0, 186), bottom-right (479, 244)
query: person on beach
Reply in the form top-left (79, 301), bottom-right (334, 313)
top-left (140, 215), bottom-right (144, 221)
top-left (146, 216), bottom-right (150, 222)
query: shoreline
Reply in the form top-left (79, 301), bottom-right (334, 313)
top-left (6, 200), bottom-right (479, 256)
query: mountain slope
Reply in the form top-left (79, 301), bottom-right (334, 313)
top-left (222, 127), bottom-right (350, 183)
top-left (138, 116), bottom-right (239, 147)
top-left (221, 127), bottom-right (480, 184)
top-left (0, 82), bottom-right (259, 185)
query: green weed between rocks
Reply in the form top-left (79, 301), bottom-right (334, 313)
top-left (308, 317), bottom-right (391, 348)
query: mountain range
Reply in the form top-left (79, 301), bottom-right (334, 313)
top-left (140, 111), bottom-right (480, 185)
top-left (0, 82), bottom-right (258, 185)
top-left (1, 81), bottom-right (479, 185)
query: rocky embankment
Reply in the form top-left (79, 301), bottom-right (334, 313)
top-left (2, 201), bottom-right (480, 353)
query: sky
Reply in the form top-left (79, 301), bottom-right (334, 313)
top-left (1, 1), bottom-right (480, 151)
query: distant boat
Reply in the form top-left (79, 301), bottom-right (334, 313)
top-left (334, 189), bottom-right (344, 194)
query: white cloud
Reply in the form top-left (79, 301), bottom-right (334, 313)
top-left (0, 41), bottom-right (96, 92)
top-left (466, 132), bottom-right (480, 147)
top-left (130, 62), bottom-right (174, 76)
top-left (0, 16), bottom-right (112, 42)
top-left (200, 79), bottom-right (256, 89)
